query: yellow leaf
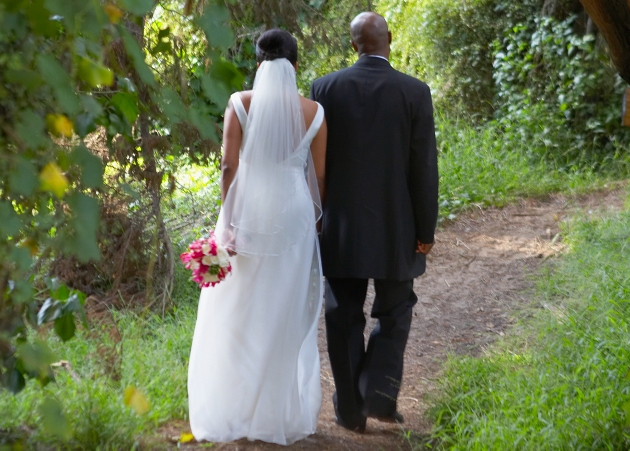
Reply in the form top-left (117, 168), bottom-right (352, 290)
top-left (123, 386), bottom-right (150, 415)
top-left (46, 114), bottom-right (74, 138)
top-left (78, 58), bottom-right (114, 88)
top-left (104, 3), bottom-right (123, 24)
top-left (180, 432), bottom-right (195, 443)
top-left (39, 162), bottom-right (69, 199)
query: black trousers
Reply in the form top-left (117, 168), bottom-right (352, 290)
top-left (324, 277), bottom-right (418, 428)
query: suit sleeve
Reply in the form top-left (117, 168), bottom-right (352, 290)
top-left (409, 84), bottom-right (439, 244)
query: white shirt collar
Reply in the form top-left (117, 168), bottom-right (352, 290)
top-left (365, 55), bottom-right (389, 62)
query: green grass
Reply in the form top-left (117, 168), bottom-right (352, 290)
top-left (0, 267), bottom-right (198, 450)
top-left (429, 193), bottom-right (630, 450)
top-left (437, 115), bottom-right (630, 220)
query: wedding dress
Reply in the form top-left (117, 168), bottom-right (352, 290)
top-left (188, 59), bottom-right (324, 446)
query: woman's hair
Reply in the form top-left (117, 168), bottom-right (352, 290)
top-left (256, 29), bottom-right (298, 65)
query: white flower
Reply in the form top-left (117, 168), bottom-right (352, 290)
top-left (216, 246), bottom-right (230, 267)
top-left (202, 254), bottom-right (219, 266)
top-left (203, 272), bottom-right (220, 283)
top-left (189, 260), bottom-right (200, 270)
top-left (201, 242), bottom-right (211, 254)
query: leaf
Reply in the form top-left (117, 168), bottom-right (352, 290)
top-left (16, 340), bottom-right (56, 378)
top-left (151, 40), bottom-right (171, 55)
top-left (123, 386), bottom-right (150, 414)
top-left (9, 157), bottom-right (39, 196)
top-left (46, 114), bottom-right (74, 137)
top-left (26, 0), bottom-right (57, 37)
top-left (121, 183), bottom-right (140, 200)
top-left (120, 27), bottom-right (156, 87)
top-left (38, 298), bottom-right (61, 325)
top-left (74, 112), bottom-right (96, 138)
top-left (80, 94), bottom-right (104, 116)
top-left (180, 432), bottom-right (195, 443)
top-left (210, 60), bottom-right (244, 91)
top-left (16, 109), bottom-right (47, 148)
top-left (157, 27), bottom-right (170, 39)
top-left (158, 87), bottom-right (187, 123)
top-left (189, 106), bottom-right (218, 141)
top-left (119, 0), bottom-right (155, 16)
top-left (195, 3), bottom-right (234, 50)
top-left (71, 145), bottom-right (104, 188)
top-left (8, 368), bottom-right (26, 394)
top-left (0, 201), bottom-right (21, 238)
top-left (104, 3), bottom-right (123, 23)
top-left (54, 313), bottom-right (76, 342)
top-left (200, 74), bottom-right (230, 109)
top-left (39, 162), bottom-right (69, 198)
top-left (111, 92), bottom-right (140, 124)
top-left (78, 58), bottom-right (114, 88)
top-left (39, 397), bottom-right (72, 440)
top-left (36, 54), bottom-right (81, 115)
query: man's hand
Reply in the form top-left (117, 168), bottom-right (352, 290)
top-left (416, 241), bottom-right (434, 255)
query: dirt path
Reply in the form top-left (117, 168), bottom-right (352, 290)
top-left (171, 186), bottom-right (627, 450)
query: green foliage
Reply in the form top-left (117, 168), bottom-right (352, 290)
top-left (430, 199), bottom-right (630, 449)
top-left (493, 15), bottom-right (630, 165)
top-left (225, 0), bottom-right (368, 93)
top-left (0, 0), bottom-right (240, 444)
top-left (0, 297), bottom-right (197, 449)
top-left (435, 114), bottom-right (628, 220)
top-left (378, 0), bottom-right (539, 117)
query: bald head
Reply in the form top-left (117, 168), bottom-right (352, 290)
top-left (350, 12), bottom-right (391, 57)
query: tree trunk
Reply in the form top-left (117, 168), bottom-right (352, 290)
top-left (125, 17), bottom-right (175, 310)
top-left (579, 0), bottom-right (630, 84)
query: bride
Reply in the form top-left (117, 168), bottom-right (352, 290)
top-left (187, 29), bottom-right (327, 445)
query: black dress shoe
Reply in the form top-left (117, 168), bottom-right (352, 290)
top-left (363, 410), bottom-right (405, 424)
top-left (334, 415), bottom-right (366, 433)
top-left (332, 392), bottom-right (367, 433)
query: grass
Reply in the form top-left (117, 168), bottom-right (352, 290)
top-left (429, 192), bottom-right (630, 450)
top-left (0, 269), bottom-right (199, 450)
top-left (1, 116), bottom-right (629, 449)
top-left (436, 115), bottom-right (630, 220)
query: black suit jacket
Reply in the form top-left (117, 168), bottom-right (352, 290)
top-left (310, 56), bottom-right (438, 280)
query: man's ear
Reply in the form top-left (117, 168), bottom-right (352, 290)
top-left (388, 31), bottom-right (392, 44)
top-left (351, 40), bottom-right (358, 53)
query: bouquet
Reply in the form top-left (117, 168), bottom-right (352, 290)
top-left (180, 232), bottom-right (232, 288)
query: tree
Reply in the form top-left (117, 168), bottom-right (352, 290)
top-left (579, 0), bottom-right (630, 84)
top-left (0, 0), bottom-right (238, 433)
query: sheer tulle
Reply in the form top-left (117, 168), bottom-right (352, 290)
top-left (188, 60), bottom-right (325, 445)
top-left (217, 59), bottom-right (322, 257)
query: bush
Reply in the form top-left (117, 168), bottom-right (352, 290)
top-left (493, 15), bottom-right (630, 166)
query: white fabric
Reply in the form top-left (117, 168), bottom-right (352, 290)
top-left (188, 72), bottom-right (324, 445)
top-left (216, 58), bottom-right (322, 257)
top-left (365, 54), bottom-right (389, 62)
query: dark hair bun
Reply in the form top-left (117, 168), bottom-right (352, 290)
top-left (256, 29), bottom-right (298, 65)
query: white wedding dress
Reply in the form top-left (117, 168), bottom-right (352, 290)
top-left (188, 80), bottom-right (325, 445)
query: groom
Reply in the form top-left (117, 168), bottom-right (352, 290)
top-left (310, 12), bottom-right (438, 432)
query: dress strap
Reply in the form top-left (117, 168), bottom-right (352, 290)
top-left (230, 93), bottom-right (248, 129)
top-left (300, 102), bottom-right (324, 148)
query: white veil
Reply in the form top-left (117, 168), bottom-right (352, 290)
top-left (217, 58), bottom-right (322, 256)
